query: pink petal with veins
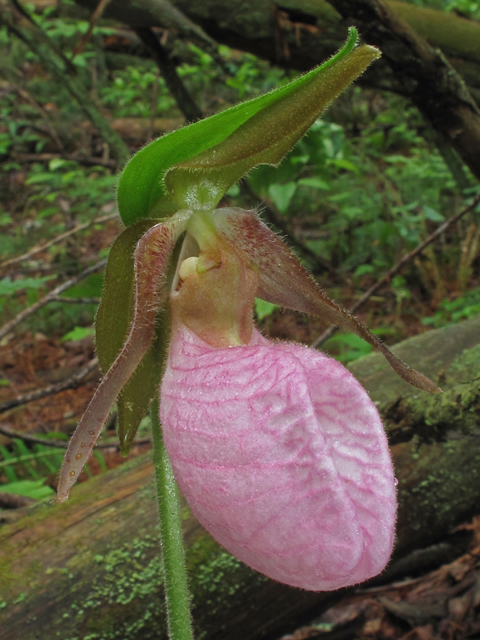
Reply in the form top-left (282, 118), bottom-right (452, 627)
top-left (160, 324), bottom-right (396, 591)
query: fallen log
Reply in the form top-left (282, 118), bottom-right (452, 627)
top-left (0, 316), bottom-right (479, 640)
top-left (20, 1), bottom-right (480, 97)
top-left (69, 0), bottom-right (480, 96)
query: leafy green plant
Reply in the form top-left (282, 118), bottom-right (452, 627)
top-left (0, 438), bottom-right (66, 484)
top-left (254, 298), bottom-right (278, 321)
top-left (323, 332), bottom-right (373, 364)
top-left (0, 436), bottom-right (107, 494)
top-left (422, 286), bottom-right (480, 328)
top-left (0, 275), bottom-right (54, 296)
top-left (61, 325), bottom-right (94, 342)
top-left (0, 479), bottom-right (55, 501)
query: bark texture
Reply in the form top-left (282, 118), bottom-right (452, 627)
top-left (333, 0), bottom-right (480, 182)
top-left (70, 0), bottom-right (480, 179)
top-left (70, 0), bottom-right (480, 97)
top-left (1, 316), bottom-right (479, 640)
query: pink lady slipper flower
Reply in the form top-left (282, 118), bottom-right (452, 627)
top-left (56, 30), bottom-right (439, 592)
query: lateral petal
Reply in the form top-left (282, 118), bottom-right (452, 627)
top-left (212, 208), bottom-right (440, 394)
top-left (56, 212), bottom-right (189, 502)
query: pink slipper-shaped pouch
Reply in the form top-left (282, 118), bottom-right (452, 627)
top-left (161, 324), bottom-right (396, 591)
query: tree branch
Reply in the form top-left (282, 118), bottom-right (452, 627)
top-left (49, 296), bottom-right (101, 304)
top-left (333, 0), bottom-right (480, 182)
top-left (311, 192), bottom-right (480, 348)
top-left (70, 0), bottom-right (480, 97)
top-left (0, 422), bottom-right (152, 449)
top-left (75, 0), bottom-right (216, 50)
top-left (0, 358), bottom-right (100, 414)
top-left (0, 259), bottom-right (107, 340)
top-left (134, 27), bottom-right (202, 122)
top-left (0, 213), bottom-right (117, 270)
top-left (1, 0), bottom-right (130, 166)
top-left (11, 152), bottom-right (117, 169)
top-left (71, 0), bottom-right (112, 59)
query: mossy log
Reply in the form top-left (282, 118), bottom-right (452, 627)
top-left (1, 317), bottom-right (479, 640)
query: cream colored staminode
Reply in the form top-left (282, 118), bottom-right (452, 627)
top-left (178, 256), bottom-right (199, 281)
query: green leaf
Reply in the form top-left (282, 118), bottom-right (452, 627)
top-left (354, 264), bottom-right (375, 277)
top-left (298, 177), bottom-right (330, 191)
top-left (48, 158), bottom-right (68, 171)
top-left (254, 298), bottom-right (278, 321)
top-left (0, 446), bottom-right (17, 483)
top-left (0, 275), bottom-right (54, 296)
top-left (268, 182), bottom-right (297, 213)
top-left (118, 27), bottom-right (380, 226)
top-left (423, 206), bottom-right (444, 222)
top-left (65, 273), bottom-right (104, 299)
top-left (0, 479), bottom-right (55, 500)
top-left (324, 332), bottom-right (373, 364)
top-left (61, 326), bottom-right (94, 343)
top-left (25, 172), bottom-right (57, 185)
top-left (328, 158), bottom-right (360, 174)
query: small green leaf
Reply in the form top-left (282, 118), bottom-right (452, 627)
top-left (48, 158), bottom-right (68, 171)
top-left (268, 182), bottom-right (297, 213)
top-left (423, 206), bottom-right (444, 222)
top-left (0, 446), bottom-right (17, 483)
top-left (327, 158), bottom-right (360, 174)
top-left (0, 276), bottom-right (54, 296)
top-left (255, 299), bottom-right (278, 321)
top-left (354, 264), bottom-right (375, 277)
top-left (118, 28), bottom-right (380, 226)
top-left (61, 326), bottom-right (94, 343)
top-left (25, 172), bottom-right (57, 185)
top-left (0, 479), bottom-right (55, 500)
top-left (298, 177), bottom-right (330, 191)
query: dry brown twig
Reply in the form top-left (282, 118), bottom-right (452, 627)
top-left (0, 357), bottom-right (100, 414)
top-left (134, 26), bottom-right (203, 122)
top-left (11, 152), bottom-right (117, 169)
top-left (0, 258), bottom-right (107, 340)
top-left (49, 296), bottom-right (101, 305)
top-left (0, 212), bottom-right (118, 270)
top-left (311, 192), bottom-right (480, 349)
top-left (9, 83), bottom-right (64, 151)
top-left (0, 421), bottom-right (152, 450)
top-left (71, 0), bottom-right (113, 59)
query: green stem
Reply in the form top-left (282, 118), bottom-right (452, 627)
top-left (151, 397), bottom-right (194, 640)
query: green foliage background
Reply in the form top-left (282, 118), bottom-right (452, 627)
top-left (0, 0), bottom-right (479, 498)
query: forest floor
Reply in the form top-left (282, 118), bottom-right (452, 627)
top-left (281, 516), bottom-right (480, 640)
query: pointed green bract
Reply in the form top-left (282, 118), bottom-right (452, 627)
top-left (57, 214), bottom-right (189, 502)
top-left (96, 219), bottom-right (164, 454)
top-left (96, 220), bottom-right (157, 372)
top-left (117, 28), bottom-right (380, 225)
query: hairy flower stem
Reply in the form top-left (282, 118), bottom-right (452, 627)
top-left (151, 397), bottom-right (194, 640)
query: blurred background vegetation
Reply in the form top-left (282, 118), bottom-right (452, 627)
top-left (0, 0), bottom-right (479, 499)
